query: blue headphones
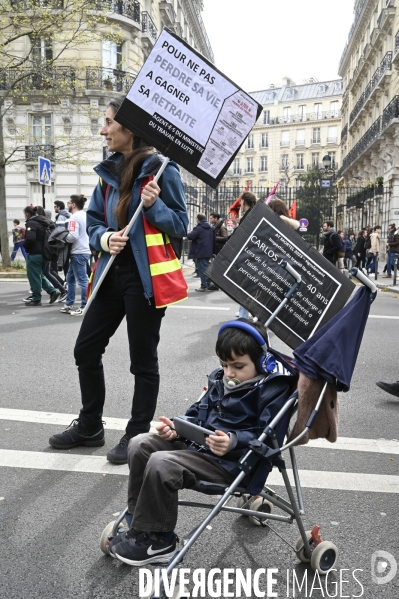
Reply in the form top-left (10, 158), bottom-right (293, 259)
top-left (218, 321), bottom-right (276, 375)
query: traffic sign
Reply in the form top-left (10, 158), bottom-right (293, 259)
top-left (299, 218), bottom-right (309, 228)
top-left (38, 156), bottom-right (51, 186)
top-left (321, 179), bottom-right (331, 188)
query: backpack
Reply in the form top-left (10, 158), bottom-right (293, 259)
top-left (364, 236), bottom-right (371, 251)
top-left (42, 225), bottom-right (58, 261)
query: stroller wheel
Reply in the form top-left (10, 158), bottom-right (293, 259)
top-left (295, 530), bottom-right (313, 563)
top-left (236, 494), bottom-right (251, 509)
top-left (310, 541), bottom-right (339, 575)
top-left (248, 497), bottom-right (273, 526)
top-left (99, 521), bottom-right (115, 555)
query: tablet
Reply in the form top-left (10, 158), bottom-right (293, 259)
top-left (173, 416), bottom-right (215, 446)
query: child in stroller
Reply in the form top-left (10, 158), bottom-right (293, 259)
top-left (107, 318), bottom-right (295, 566)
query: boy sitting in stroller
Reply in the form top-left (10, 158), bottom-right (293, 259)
top-left (109, 318), bottom-right (293, 566)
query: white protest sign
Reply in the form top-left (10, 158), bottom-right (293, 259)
top-left (115, 28), bottom-right (262, 187)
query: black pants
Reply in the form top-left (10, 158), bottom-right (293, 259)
top-left (74, 261), bottom-right (166, 437)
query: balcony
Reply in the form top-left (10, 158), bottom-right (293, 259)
top-left (159, 0), bottom-right (176, 26)
top-left (259, 143), bottom-right (268, 149)
top-left (279, 164), bottom-right (289, 172)
top-left (341, 123), bottom-right (348, 142)
top-left (280, 141), bottom-right (290, 147)
top-left (295, 139), bottom-right (305, 146)
top-left (339, 96), bottom-right (399, 177)
top-left (377, 1), bottom-right (395, 32)
top-left (327, 137), bottom-right (338, 143)
top-left (25, 144), bottom-right (55, 163)
top-left (98, 0), bottom-right (140, 25)
top-left (311, 138), bottom-right (321, 144)
top-left (142, 11), bottom-right (158, 52)
top-left (349, 52), bottom-right (392, 127)
top-left (0, 67), bottom-right (75, 93)
top-left (393, 30), bottom-right (399, 66)
top-left (263, 110), bottom-right (340, 126)
top-left (307, 162), bottom-right (339, 171)
top-left (339, 0), bottom-right (366, 69)
top-left (86, 67), bottom-right (135, 93)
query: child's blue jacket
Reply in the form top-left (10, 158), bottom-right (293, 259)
top-left (184, 367), bottom-right (292, 477)
top-left (88, 153), bottom-right (188, 301)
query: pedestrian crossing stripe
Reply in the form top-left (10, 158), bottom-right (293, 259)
top-left (40, 163), bottom-right (50, 184)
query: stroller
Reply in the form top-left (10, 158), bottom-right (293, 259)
top-left (99, 263), bottom-right (377, 599)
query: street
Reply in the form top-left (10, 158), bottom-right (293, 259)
top-left (1, 276), bottom-right (399, 599)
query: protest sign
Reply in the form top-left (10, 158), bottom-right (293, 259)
top-left (114, 28), bottom-right (262, 187)
top-left (207, 202), bottom-right (355, 349)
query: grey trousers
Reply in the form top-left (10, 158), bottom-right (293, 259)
top-left (127, 433), bottom-right (234, 533)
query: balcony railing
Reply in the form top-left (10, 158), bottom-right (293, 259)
top-left (349, 52), bottom-right (392, 125)
top-left (99, 0), bottom-right (140, 23)
top-left (159, 0), bottom-right (176, 25)
top-left (259, 143), bottom-right (268, 149)
top-left (279, 164), bottom-right (289, 171)
top-left (142, 11), bottom-right (158, 44)
top-left (295, 139), bottom-right (305, 146)
top-left (86, 67), bottom-right (135, 92)
top-left (264, 110), bottom-right (340, 126)
top-left (339, 96), bottom-right (399, 177)
top-left (25, 144), bottom-right (55, 162)
top-left (280, 141), bottom-right (290, 146)
top-left (327, 137), bottom-right (338, 143)
top-left (0, 67), bottom-right (75, 92)
top-left (394, 30), bottom-right (399, 59)
top-left (341, 123), bottom-right (348, 141)
top-left (311, 138), bottom-right (321, 144)
top-left (307, 163), bottom-right (339, 171)
top-left (259, 168), bottom-right (268, 172)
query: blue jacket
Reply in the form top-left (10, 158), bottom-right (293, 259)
top-left (187, 220), bottom-right (216, 259)
top-left (88, 153), bottom-right (188, 301)
top-left (183, 367), bottom-right (292, 477)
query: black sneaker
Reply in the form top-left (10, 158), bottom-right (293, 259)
top-left (107, 434), bottom-right (131, 464)
top-left (24, 299), bottom-right (42, 306)
top-left (49, 291), bottom-right (61, 304)
top-left (108, 522), bottom-right (137, 556)
top-left (49, 418), bottom-right (105, 449)
top-left (376, 381), bottom-right (399, 398)
top-left (113, 530), bottom-right (178, 566)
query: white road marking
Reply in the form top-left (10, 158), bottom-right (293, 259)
top-left (1, 409), bottom-right (399, 454)
top-left (168, 305), bottom-right (230, 311)
top-left (0, 449), bottom-right (398, 494)
top-left (369, 315), bottom-right (399, 319)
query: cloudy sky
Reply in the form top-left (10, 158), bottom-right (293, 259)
top-left (201, 0), bottom-right (355, 93)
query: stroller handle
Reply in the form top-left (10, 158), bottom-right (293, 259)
top-left (350, 267), bottom-right (377, 301)
top-left (281, 260), bottom-right (302, 283)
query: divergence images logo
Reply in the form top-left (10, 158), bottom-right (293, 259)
top-left (371, 551), bottom-right (397, 585)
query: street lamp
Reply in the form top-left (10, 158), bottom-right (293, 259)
top-left (316, 154), bottom-right (336, 249)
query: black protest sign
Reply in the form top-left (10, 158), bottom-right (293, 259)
top-left (207, 201), bottom-right (355, 349)
top-left (114, 27), bottom-right (262, 188)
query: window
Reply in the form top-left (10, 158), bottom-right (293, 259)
top-left (299, 105), bottom-right (306, 121)
top-left (102, 40), bottom-right (123, 89)
top-left (246, 157), bottom-right (254, 172)
top-left (329, 151), bottom-right (336, 167)
top-left (31, 38), bottom-right (52, 64)
top-left (246, 134), bottom-right (254, 149)
top-left (260, 133), bottom-right (268, 148)
top-left (312, 152), bottom-right (319, 166)
top-left (330, 100), bottom-right (339, 116)
top-left (263, 110), bottom-right (270, 124)
top-left (296, 154), bottom-right (304, 169)
top-left (327, 126), bottom-right (337, 143)
top-left (281, 131), bottom-right (290, 146)
top-left (296, 129), bottom-right (305, 145)
top-left (233, 159), bottom-right (240, 175)
top-left (281, 154), bottom-right (288, 167)
top-left (283, 106), bottom-right (291, 122)
top-left (314, 103), bottom-right (322, 119)
top-left (32, 114), bottom-right (52, 145)
top-left (260, 156), bottom-right (268, 171)
top-left (312, 127), bottom-right (321, 143)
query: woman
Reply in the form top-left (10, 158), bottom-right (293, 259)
top-left (49, 97), bottom-right (188, 464)
top-left (267, 198), bottom-right (300, 230)
top-left (353, 230), bottom-right (366, 269)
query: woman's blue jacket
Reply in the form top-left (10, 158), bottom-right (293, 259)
top-left (88, 153), bottom-right (188, 301)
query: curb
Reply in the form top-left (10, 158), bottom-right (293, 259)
top-left (0, 273), bottom-right (27, 279)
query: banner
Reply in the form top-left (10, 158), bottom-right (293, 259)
top-left (207, 202), bottom-right (355, 349)
top-left (115, 28), bottom-right (262, 187)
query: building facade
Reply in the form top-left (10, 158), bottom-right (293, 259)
top-left (1, 0), bottom-right (213, 230)
top-left (222, 77), bottom-right (342, 195)
top-left (338, 0), bottom-right (399, 235)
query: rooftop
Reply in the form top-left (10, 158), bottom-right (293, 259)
top-left (250, 79), bottom-right (343, 105)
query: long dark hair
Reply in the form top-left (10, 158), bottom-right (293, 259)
top-left (107, 97), bottom-right (154, 227)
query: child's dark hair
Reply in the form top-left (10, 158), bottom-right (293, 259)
top-left (216, 318), bottom-right (266, 370)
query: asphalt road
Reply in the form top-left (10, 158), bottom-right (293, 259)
top-left (1, 276), bottom-right (399, 599)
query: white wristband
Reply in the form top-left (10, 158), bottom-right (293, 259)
top-left (100, 232), bottom-right (113, 252)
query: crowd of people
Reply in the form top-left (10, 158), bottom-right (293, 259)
top-left (322, 221), bottom-right (398, 278)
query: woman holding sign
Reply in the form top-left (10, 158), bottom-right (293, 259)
top-left (49, 97), bottom-right (188, 464)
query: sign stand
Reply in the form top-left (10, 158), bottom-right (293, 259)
top-left (83, 157), bottom-right (170, 315)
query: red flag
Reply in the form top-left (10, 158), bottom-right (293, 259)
top-left (228, 181), bottom-right (252, 218)
top-left (288, 200), bottom-right (297, 220)
top-left (264, 181), bottom-right (280, 204)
